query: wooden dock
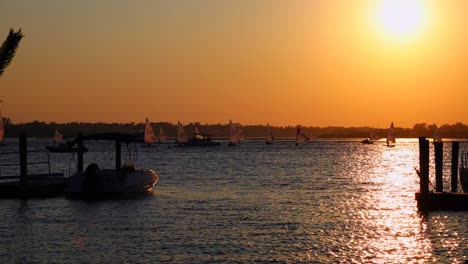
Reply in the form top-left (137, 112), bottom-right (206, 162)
top-left (0, 134), bottom-right (64, 198)
top-left (415, 192), bottom-right (468, 211)
top-left (415, 138), bottom-right (467, 211)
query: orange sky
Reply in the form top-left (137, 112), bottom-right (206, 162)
top-left (0, 0), bottom-right (466, 128)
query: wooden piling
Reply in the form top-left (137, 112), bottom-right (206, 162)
top-left (434, 142), bottom-right (443, 192)
top-left (451, 141), bottom-right (459, 192)
top-left (418, 137), bottom-right (429, 193)
top-left (77, 133), bottom-right (84, 173)
top-left (19, 133), bottom-right (27, 187)
top-left (115, 140), bottom-right (121, 169)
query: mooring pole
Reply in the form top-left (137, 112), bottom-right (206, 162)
top-left (19, 133), bottom-right (27, 187)
top-left (434, 142), bottom-right (443, 192)
top-left (451, 141), bottom-right (459, 192)
top-left (77, 133), bottom-right (84, 173)
top-left (418, 137), bottom-right (430, 193)
top-left (115, 140), bottom-right (121, 169)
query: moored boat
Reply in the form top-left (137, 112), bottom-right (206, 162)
top-left (64, 133), bottom-right (159, 198)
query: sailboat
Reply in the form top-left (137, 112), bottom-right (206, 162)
top-left (296, 126), bottom-right (310, 146)
top-left (176, 121), bottom-right (188, 146)
top-left (158, 127), bottom-right (167, 144)
top-left (386, 122), bottom-right (396, 147)
top-left (142, 118), bottom-right (158, 147)
top-left (433, 124), bottom-right (442, 143)
top-left (53, 130), bottom-right (63, 143)
top-left (46, 130), bottom-right (88, 153)
top-left (0, 107), bottom-right (4, 146)
top-left (266, 123), bottom-right (273, 144)
top-left (228, 120), bottom-right (238, 146)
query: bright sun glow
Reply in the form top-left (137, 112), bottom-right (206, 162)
top-left (375, 0), bottom-right (428, 41)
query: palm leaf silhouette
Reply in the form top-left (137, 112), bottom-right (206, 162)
top-left (0, 28), bottom-right (24, 77)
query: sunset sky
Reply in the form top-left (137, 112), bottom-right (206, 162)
top-left (0, 0), bottom-right (466, 127)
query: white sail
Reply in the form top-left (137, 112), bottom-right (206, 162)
top-left (144, 118), bottom-right (158, 144)
top-left (229, 120), bottom-right (238, 143)
top-left (54, 130), bottom-right (63, 143)
top-left (386, 122), bottom-right (396, 144)
top-left (266, 123), bottom-right (273, 143)
top-left (177, 121), bottom-right (188, 143)
top-left (0, 109), bottom-right (4, 143)
top-left (158, 127), bottom-right (167, 143)
top-left (433, 124), bottom-right (442, 143)
top-left (296, 126), bottom-right (309, 145)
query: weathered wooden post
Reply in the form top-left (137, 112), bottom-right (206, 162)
top-left (434, 142), bottom-right (443, 192)
top-left (451, 141), bottom-right (459, 192)
top-left (19, 133), bottom-right (27, 187)
top-left (418, 137), bottom-right (429, 193)
top-left (115, 140), bottom-right (121, 169)
top-left (77, 133), bottom-right (84, 173)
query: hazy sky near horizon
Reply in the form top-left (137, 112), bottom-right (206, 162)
top-left (0, 0), bottom-right (466, 128)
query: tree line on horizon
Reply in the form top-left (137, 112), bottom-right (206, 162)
top-left (2, 119), bottom-right (468, 139)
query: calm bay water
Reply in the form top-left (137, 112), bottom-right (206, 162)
top-left (0, 138), bottom-right (467, 263)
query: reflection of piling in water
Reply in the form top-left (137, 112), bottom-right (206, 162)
top-left (415, 137), bottom-right (468, 211)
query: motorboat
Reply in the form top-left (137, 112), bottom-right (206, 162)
top-left (184, 133), bottom-right (220, 147)
top-left (64, 133), bottom-right (159, 198)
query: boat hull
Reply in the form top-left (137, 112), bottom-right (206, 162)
top-left (65, 167), bottom-right (159, 197)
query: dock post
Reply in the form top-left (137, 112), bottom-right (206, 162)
top-left (19, 133), bottom-right (28, 188)
top-left (451, 141), bottom-right (459, 192)
top-left (434, 142), bottom-right (443, 192)
top-left (115, 140), bottom-right (121, 169)
top-left (418, 137), bottom-right (429, 193)
top-left (77, 133), bottom-right (84, 173)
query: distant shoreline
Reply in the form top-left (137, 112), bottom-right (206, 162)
top-left (2, 121), bottom-right (467, 139)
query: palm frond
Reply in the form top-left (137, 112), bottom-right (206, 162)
top-left (0, 28), bottom-right (24, 77)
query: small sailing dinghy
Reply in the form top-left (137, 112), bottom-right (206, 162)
top-left (45, 130), bottom-right (88, 153)
top-left (142, 118), bottom-right (158, 147)
top-left (433, 124), bottom-right (442, 143)
top-left (386, 122), bottom-right (396, 147)
top-left (296, 126), bottom-right (310, 146)
top-left (65, 133), bottom-right (159, 198)
top-left (228, 120), bottom-right (238, 146)
top-left (175, 121), bottom-right (188, 146)
top-left (266, 123), bottom-right (273, 144)
top-left (158, 127), bottom-right (167, 143)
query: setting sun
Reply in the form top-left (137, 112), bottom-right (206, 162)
top-left (374, 0), bottom-right (428, 41)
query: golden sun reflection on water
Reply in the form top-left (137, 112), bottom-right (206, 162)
top-left (355, 144), bottom-right (435, 262)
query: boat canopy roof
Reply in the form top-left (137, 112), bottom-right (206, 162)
top-left (73, 133), bottom-right (137, 144)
